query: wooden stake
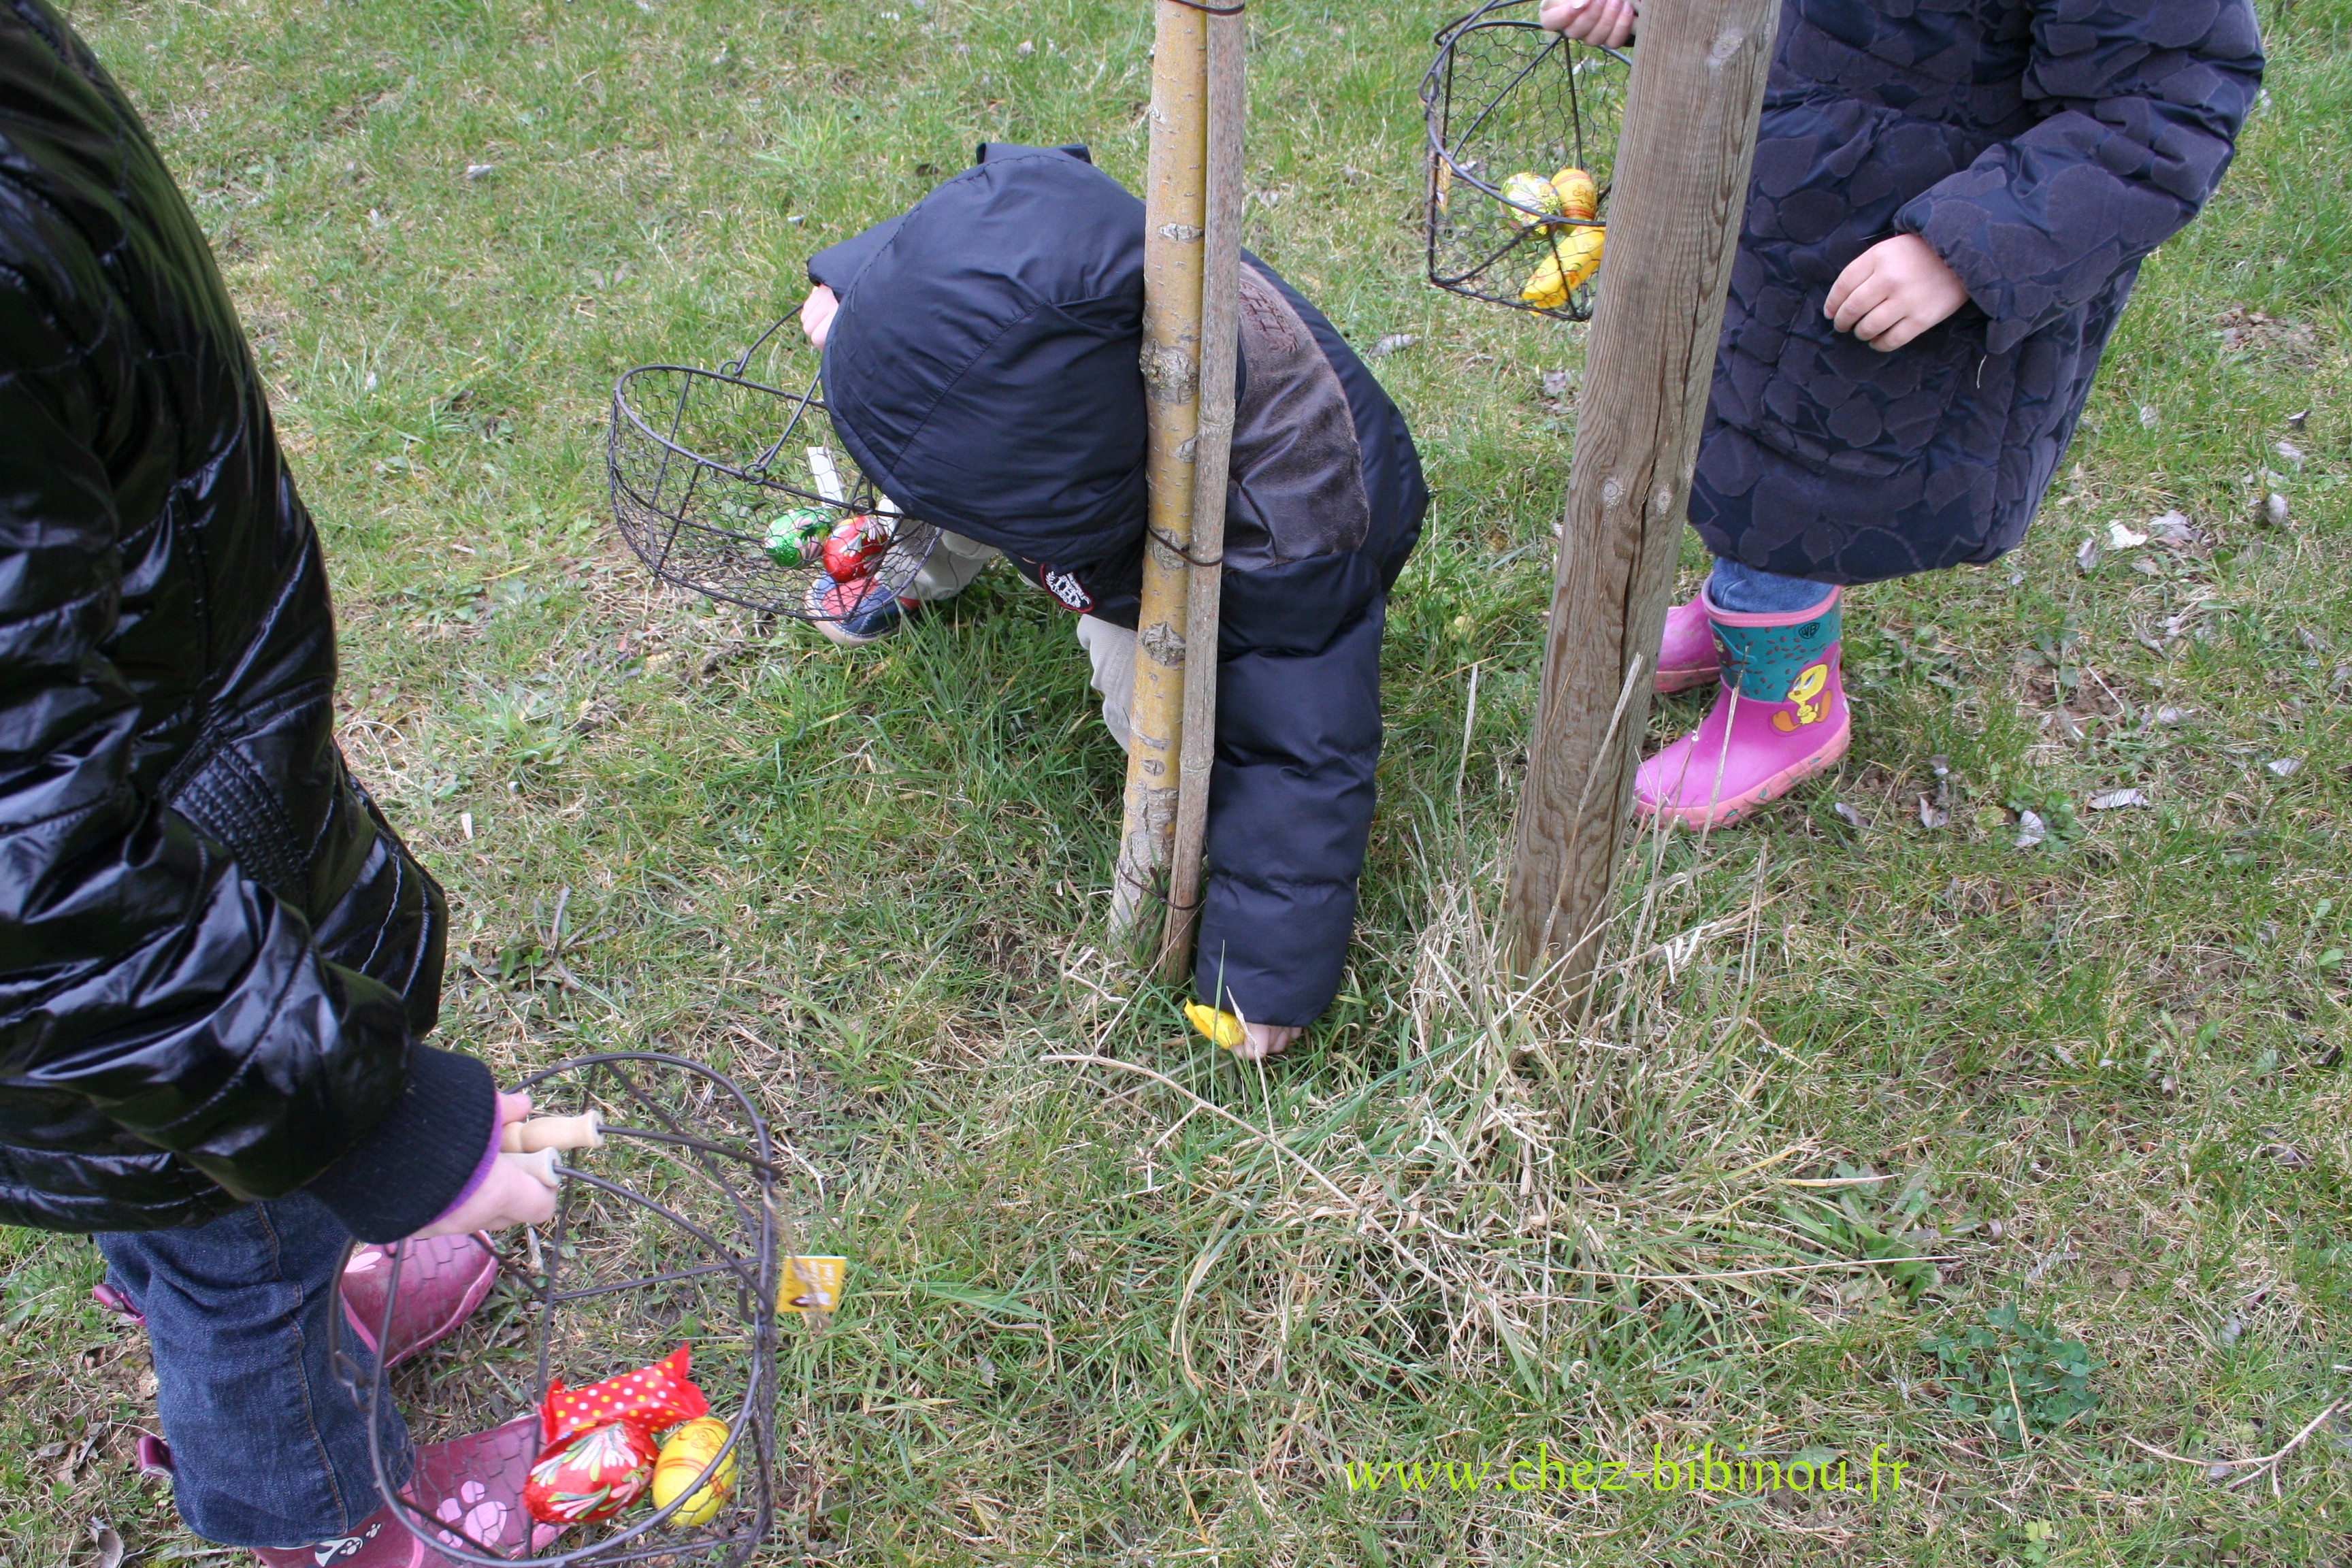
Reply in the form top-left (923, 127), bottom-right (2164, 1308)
top-left (1504, 0), bottom-right (1782, 986)
top-left (1156, 4), bottom-right (1245, 981)
top-left (1113, 1), bottom-right (1211, 946)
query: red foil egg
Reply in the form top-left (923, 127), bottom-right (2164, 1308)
top-left (820, 514), bottom-right (891, 583)
top-left (523, 1420), bottom-right (659, 1525)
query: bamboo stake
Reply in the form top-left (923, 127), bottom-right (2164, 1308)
top-left (1112, 0), bottom-right (1211, 946)
top-left (1155, 3), bottom-right (1245, 981)
top-left (1503, 0), bottom-right (1782, 988)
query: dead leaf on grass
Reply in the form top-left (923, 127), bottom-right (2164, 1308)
top-left (88, 1522), bottom-right (122, 1568)
top-left (2267, 757), bottom-right (2303, 777)
top-left (2089, 789), bottom-right (2149, 810)
top-left (2014, 809), bottom-right (2047, 849)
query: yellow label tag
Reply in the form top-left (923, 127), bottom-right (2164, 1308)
top-left (777, 1256), bottom-right (847, 1314)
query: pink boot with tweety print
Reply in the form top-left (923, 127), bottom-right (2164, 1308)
top-left (1635, 586), bottom-right (1850, 828)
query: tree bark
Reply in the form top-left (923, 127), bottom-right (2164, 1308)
top-left (1505, 0), bottom-right (1782, 985)
top-left (1156, 4), bottom-right (1245, 981)
top-left (1111, 0), bottom-right (1211, 945)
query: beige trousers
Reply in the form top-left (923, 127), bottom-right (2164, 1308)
top-left (907, 531), bottom-right (1135, 752)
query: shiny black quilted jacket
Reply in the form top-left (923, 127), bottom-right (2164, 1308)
top-left (1690, 0), bottom-right (2263, 583)
top-left (1, 2), bottom-right (446, 1230)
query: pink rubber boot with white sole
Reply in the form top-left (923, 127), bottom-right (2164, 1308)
top-left (1636, 586), bottom-right (1850, 828)
top-left (1654, 594), bottom-right (1720, 693)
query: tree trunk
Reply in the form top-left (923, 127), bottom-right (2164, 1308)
top-left (1113, 1), bottom-right (1211, 948)
top-left (1505, 0), bottom-right (1782, 985)
top-left (1156, 4), bottom-right (1246, 981)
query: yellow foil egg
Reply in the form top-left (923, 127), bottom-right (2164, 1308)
top-left (1548, 166), bottom-right (1599, 221)
top-left (1183, 1001), bottom-right (1247, 1050)
top-left (651, 1417), bottom-right (737, 1528)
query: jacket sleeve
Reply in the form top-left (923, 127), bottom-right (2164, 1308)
top-left (0, 284), bottom-right (488, 1239)
top-left (1193, 555), bottom-right (1388, 1029)
top-left (1895, 0), bottom-right (2263, 353)
top-left (807, 213), bottom-right (908, 295)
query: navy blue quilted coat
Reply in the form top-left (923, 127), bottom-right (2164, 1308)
top-left (1690, 0), bottom-right (2263, 583)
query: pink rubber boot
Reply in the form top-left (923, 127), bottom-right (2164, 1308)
top-left (244, 1418), bottom-right (559, 1568)
top-left (339, 1234), bottom-right (501, 1370)
top-left (409, 1417), bottom-right (568, 1556)
top-left (1654, 594), bottom-right (1720, 693)
top-left (93, 1232), bottom-right (497, 1373)
top-left (1635, 587), bottom-right (1850, 828)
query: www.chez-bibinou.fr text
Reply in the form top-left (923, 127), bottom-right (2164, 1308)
top-left (1338, 1443), bottom-right (1910, 1499)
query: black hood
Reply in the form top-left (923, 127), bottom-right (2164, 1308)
top-left (811, 144), bottom-right (1150, 569)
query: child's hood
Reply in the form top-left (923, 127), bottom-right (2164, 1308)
top-left (811, 143), bottom-right (1150, 569)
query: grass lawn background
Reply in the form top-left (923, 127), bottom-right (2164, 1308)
top-left (3, 0), bottom-right (2349, 1562)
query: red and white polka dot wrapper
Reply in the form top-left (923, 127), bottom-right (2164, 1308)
top-left (523, 1345), bottom-right (712, 1525)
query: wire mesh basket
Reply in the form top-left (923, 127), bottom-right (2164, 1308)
top-left (1422, 0), bottom-right (1631, 322)
top-left (333, 1054), bottom-right (833, 1568)
top-left (608, 320), bottom-right (941, 623)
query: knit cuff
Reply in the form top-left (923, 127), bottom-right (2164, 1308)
top-left (306, 1047), bottom-right (497, 1243)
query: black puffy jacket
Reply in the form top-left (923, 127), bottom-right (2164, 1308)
top-left (812, 145), bottom-right (1426, 1028)
top-left (0, 0), bottom-right (491, 1237)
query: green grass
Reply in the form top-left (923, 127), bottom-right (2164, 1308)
top-left (5, 0), bottom-right (2351, 1562)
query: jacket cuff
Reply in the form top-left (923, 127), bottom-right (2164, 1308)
top-left (807, 212), bottom-right (907, 295)
top-left (306, 1047), bottom-right (497, 1243)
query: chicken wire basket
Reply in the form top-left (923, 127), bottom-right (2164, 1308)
top-left (333, 1053), bottom-right (835, 1568)
top-left (608, 319), bottom-right (941, 623)
top-left (1422, 0), bottom-right (1630, 322)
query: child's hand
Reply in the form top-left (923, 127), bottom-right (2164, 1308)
top-left (1825, 235), bottom-right (1970, 352)
top-left (412, 1154), bottom-right (559, 1238)
top-left (409, 1090), bottom-right (555, 1239)
top-left (800, 284), bottom-right (839, 350)
top-left (1539, 0), bottom-right (1636, 49)
top-left (1230, 1022), bottom-right (1302, 1061)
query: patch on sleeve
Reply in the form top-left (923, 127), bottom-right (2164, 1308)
top-left (1041, 566), bottom-right (1094, 612)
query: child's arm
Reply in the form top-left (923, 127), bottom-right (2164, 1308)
top-left (1193, 591), bottom-right (1388, 1048)
top-left (1891, 0), bottom-right (2263, 355)
top-left (0, 280), bottom-right (519, 1242)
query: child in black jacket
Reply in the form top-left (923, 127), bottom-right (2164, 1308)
top-left (798, 144), bottom-right (1426, 1056)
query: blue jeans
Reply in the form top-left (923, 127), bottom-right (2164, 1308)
top-left (97, 1194), bottom-right (411, 1548)
top-left (1710, 557), bottom-right (1832, 615)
